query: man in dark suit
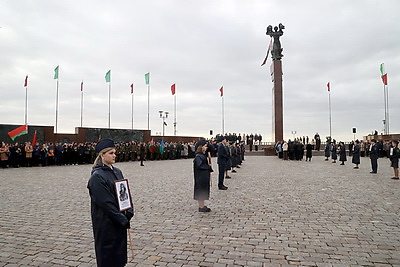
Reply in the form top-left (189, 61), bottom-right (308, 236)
top-left (369, 139), bottom-right (379, 173)
top-left (217, 136), bottom-right (229, 190)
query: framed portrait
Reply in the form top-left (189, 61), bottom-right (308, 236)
top-left (114, 179), bottom-right (133, 212)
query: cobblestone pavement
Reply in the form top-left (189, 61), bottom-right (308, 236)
top-left (0, 156), bottom-right (399, 267)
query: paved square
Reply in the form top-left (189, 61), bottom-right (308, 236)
top-left (0, 156), bottom-right (399, 266)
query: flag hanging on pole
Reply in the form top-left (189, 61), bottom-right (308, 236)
top-left (24, 75), bottom-right (28, 87)
top-left (130, 83), bottom-right (134, 94)
top-left (380, 63), bottom-right (388, 85)
top-left (8, 124), bottom-right (28, 141)
top-left (81, 81), bottom-right (84, 91)
top-left (105, 70), bottom-right (111, 82)
top-left (261, 38), bottom-right (273, 66)
top-left (171, 84), bottom-right (176, 95)
top-left (145, 72), bottom-right (150, 85)
top-left (32, 130), bottom-right (37, 145)
top-left (219, 86), bottom-right (224, 97)
top-left (327, 82), bottom-right (330, 92)
top-left (54, 66), bottom-right (59, 79)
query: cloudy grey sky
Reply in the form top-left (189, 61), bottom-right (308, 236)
top-left (1, 0), bottom-right (399, 142)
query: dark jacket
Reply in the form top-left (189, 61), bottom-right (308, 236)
top-left (217, 143), bottom-right (229, 165)
top-left (370, 144), bottom-right (379, 160)
top-left (193, 152), bottom-right (212, 200)
top-left (352, 144), bottom-right (360, 164)
top-left (339, 144), bottom-right (347, 162)
top-left (87, 163), bottom-right (134, 267)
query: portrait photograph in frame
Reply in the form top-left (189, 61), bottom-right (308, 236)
top-left (114, 179), bottom-right (133, 212)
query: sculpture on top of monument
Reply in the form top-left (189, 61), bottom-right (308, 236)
top-left (266, 23), bottom-right (285, 60)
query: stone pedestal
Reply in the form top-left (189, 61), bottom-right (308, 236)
top-left (271, 60), bottom-right (283, 143)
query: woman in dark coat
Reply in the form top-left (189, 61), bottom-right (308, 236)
top-left (87, 139), bottom-right (134, 267)
top-left (331, 141), bottom-right (338, 163)
top-left (193, 140), bottom-right (212, 212)
top-left (324, 142), bottom-right (331, 161)
top-left (339, 141), bottom-right (347, 165)
top-left (305, 143), bottom-right (313, 161)
top-left (352, 140), bottom-right (361, 169)
top-left (390, 140), bottom-right (399, 180)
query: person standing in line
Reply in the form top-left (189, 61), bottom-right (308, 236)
top-left (352, 140), bottom-right (361, 169)
top-left (389, 140), bottom-right (399, 180)
top-left (217, 136), bottom-right (229, 190)
top-left (331, 140), bottom-right (338, 163)
top-left (324, 141), bottom-right (331, 161)
top-left (305, 142), bottom-right (313, 161)
top-left (139, 142), bottom-right (145, 166)
top-left (339, 141), bottom-right (347, 165)
top-left (193, 140), bottom-right (213, 212)
top-left (282, 141), bottom-right (288, 160)
top-left (87, 139), bottom-right (134, 267)
top-left (369, 139), bottom-right (379, 174)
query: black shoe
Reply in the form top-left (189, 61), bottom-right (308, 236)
top-left (340, 163), bottom-right (345, 165)
top-left (370, 171), bottom-right (377, 174)
top-left (391, 177), bottom-right (399, 180)
top-left (236, 166), bottom-right (241, 168)
top-left (199, 206), bottom-right (211, 212)
top-left (353, 167), bottom-right (359, 169)
top-left (225, 176), bottom-right (231, 179)
top-left (232, 170), bottom-right (237, 173)
top-left (219, 186), bottom-right (228, 190)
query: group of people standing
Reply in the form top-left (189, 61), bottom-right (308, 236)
top-left (324, 138), bottom-right (399, 179)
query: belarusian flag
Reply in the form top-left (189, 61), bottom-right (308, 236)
top-left (145, 72), bottom-right (150, 85)
top-left (171, 84), bottom-right (176, 95)
top-left (327, 82), bottom-right (330, 92)
top-left (24, 75), bottom-right (28, 87)
top-left (381, 73), bottom-right (388, 85)
top-left (8, 124), bottom-right (28, 141)
top-left (54, 66), bottom-right (59, 79)
top-left (130, 83), bottom-right (134, 94)
top-left (219, 86), bottom-right (223, 97)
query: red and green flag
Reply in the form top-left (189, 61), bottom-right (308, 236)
top-left (380, 63), bottom-right (388, 85)
top-left (219, 86), bottom-right (224, 97)
top-left (145, 72), bottom-right (150, 85)
top-left (24, 75), bottom-right (28, 87)
top-left (327, 82), bottom-right (330, 92)
top-left (8, 124), bottom-right (28, 141)
top-left (130, 83), bottom-right (134, 94)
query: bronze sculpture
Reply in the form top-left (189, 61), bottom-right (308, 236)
top-left (266, 23), bottom-right (285, 60)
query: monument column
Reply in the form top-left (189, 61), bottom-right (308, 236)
top-left (266, 23), bottom-right (285, 143)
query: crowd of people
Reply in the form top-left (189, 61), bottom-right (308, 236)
top-left (273, 134), bottom-right (399, 180)
top-left (215, 133), bottom-right (263, 151)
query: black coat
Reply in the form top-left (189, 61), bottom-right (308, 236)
top-left (339, 144), bottom-right (347, 162)
top-left (87, 163), bottom-right (134, 267)
top-left (370, 144), bottom-right (379, 160)
top-left (306, 144), bottom-right (313, 158)
top-left (390, 147), bottom-right (399, 168)
top-left (193, 152), bottom-right (211, 200)
top-left (217, 143), bottom-right (229, 166)
top-left (352, 144), bottom-right (360, 164)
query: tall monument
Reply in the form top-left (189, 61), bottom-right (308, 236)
top-left (266, 23), bottom-right (284, 143)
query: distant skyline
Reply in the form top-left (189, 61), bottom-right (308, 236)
top-left (1, 0), bottom-right (399, 142)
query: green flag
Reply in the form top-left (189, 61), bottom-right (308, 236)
top-left (145, 72), bottom-right (150, 85)
top-left (105, 70), bottom-right (111, 82)
top-left (380, 63), bottom-right (385, 76)
top-left (54, 65), bottom-right (59, 79)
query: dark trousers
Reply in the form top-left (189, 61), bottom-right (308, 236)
top-left (218, 164), bottom-right (226, 188)
top-left (371, 158), bottom-right (378, 173)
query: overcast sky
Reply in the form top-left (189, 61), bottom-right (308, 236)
top-left (1, 0), bottom-right (399, 142)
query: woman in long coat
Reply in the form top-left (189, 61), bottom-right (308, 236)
top-left (87, 139), bottom-right (134, 267)
top-left (331, 141), bottom-right (338, 163)
top-left (339, 141), bottom-right (347, 165)
top-left (352, 140), bottom-right (361, 169)
top-left (390, 140), bottom-right (399, 180)
top-left (193, 140), bottom-right (212, 212)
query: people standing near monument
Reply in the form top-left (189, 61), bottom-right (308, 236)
top-left (389, 140), bottom-right (399, 180)
top-left (217, 136), bottom-right (229, 190)
top-left (193, 140), bottom-right (213, 212)
top-left (369, 139), bottom-right (379, 174)
top-left (139, 142), bottom-right (145, 166)
top-left (352, 140), bottom-right (361, 169)
top-left (87, 138), bottom-right (134, 267)
top-left (282, 140), bottom-right (288, 160)
top-left (339, 141), bottom-right (347, 165)
top-left (0, 142), bottom-right (9, 168)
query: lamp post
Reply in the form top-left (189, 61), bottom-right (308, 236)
top-left (159, 110), bottom-right (169, 136)
top-left (291, 130), bottom-right (297, 140)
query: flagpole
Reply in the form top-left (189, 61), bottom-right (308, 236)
top-left (25, 84), bottom-right (28, 125)
top-left (147, 84), bottom-right (150, 130)
top-left (108, 82), bottom-right (111, 129)
top-left (386, 83), bottom-right (389, 134)
top-left (222, 95), bottom-right (225, 135)
top-left (55, 79), bottom-right (59, 133)
top-left (328, 89), bottom-right (332, 139)
top-left (80, 81), bottom-right (83, 127)
top-left (131, 90), bottom-right (137, 131)
top-left (174, 94), bottom-right (176, 136)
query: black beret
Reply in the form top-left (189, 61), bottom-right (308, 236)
top-left (96, 138), bottom-right (115, 153)
top-left (216, 136), bottom-right (226, 143)
top-left (195, 140), bottom-right (207, 150)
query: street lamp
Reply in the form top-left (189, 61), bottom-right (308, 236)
top-left (159, 110), bottom-right (169, 136)
top-left (291, 130), bottom-right (297, 140)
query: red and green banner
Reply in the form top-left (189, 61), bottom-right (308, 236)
top-left (105, 70), bottom-right (111, 82)
top-left (380, 63), bottom-right (388, 85)
top-left (130, 83), bottom-right (134, 94)
top-left (145, 72), bottom-right (150, 85)
top-left (327, 82), bottom-right (330, 92)
top-left (24, 75), bottom-right (28, 87)
top-left (8, 124), bottom-right (28, 141)
top-left (219, 86), bottom-right (223, 97)
top-left (171, 84), bottom-right (176, 95)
